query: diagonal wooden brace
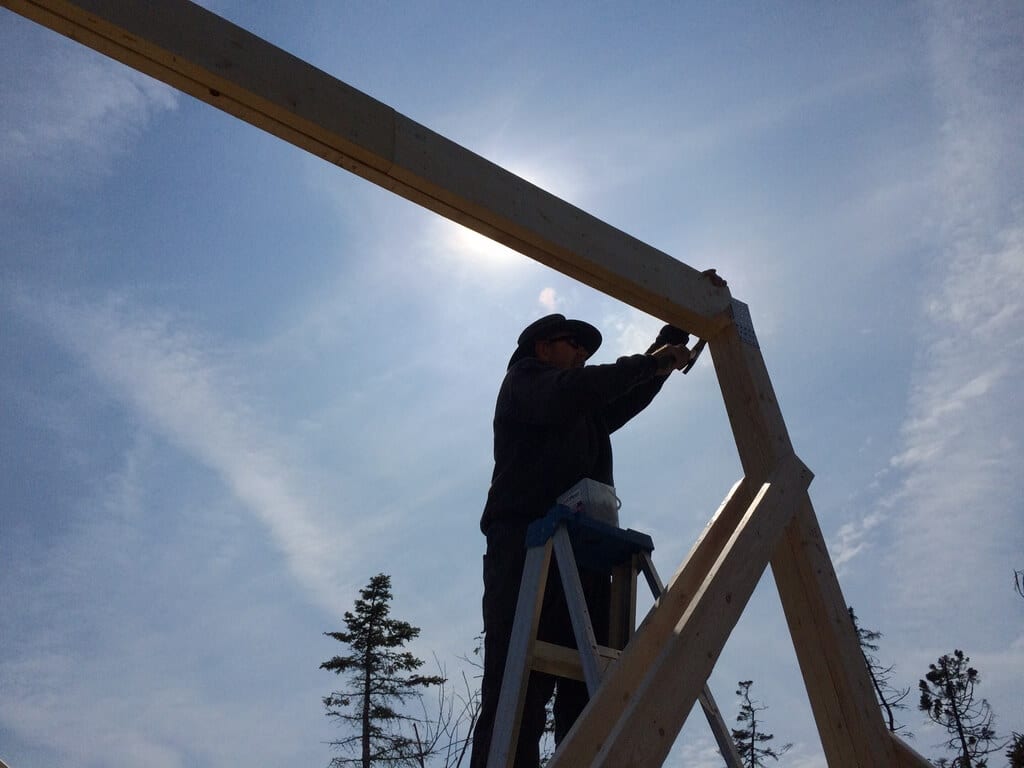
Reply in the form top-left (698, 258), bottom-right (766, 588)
top-left (551, 453), bottom-right (813, 768)
top-left (544, 475), bottom-right (753, 767)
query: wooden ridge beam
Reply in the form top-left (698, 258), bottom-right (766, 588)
top-left (2, 0), bottom-right (732, 340)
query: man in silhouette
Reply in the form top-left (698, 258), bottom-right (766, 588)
top-left (471, 312), bottom-right (698, 768)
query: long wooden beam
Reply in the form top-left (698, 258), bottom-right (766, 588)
top-left (1, 0), bottom-right (732, 340)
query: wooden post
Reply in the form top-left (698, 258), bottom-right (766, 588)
top-left (710, 321), bottom-right (905, 764)
top-left (771, 500), bottom-right (898, 765)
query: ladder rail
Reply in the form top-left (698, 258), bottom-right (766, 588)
top-left (486, 540), bottom-right (554, 768)
top-left (552, 526), bottom-right (604, 694)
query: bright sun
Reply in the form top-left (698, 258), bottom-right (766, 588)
top-left (440, 220), bottom-right (526, 270)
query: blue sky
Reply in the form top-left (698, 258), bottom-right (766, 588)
top-left (1, 2), bottom-right (1022, 766)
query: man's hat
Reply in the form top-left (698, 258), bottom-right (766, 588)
top-left (507, 314), bottom-right (602, 369)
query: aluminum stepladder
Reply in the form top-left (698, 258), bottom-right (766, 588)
top-left (486, 506), bottom-right (742, 768)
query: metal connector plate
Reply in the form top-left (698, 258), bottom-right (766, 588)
top-left (730, 299), bottom-right (759, 348)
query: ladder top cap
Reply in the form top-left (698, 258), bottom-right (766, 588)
top-left (526, 505), bottom-right (655, 568)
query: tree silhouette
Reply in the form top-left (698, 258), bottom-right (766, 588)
top-left (730, 680), bottom-right (791, 767)
top-left (321, 573), bottom-right (445, 767)
top-left (918, 650), bottom-right (999, 767)
top-left (410, 663), bottom-right (480, 768)
top-left (1006, 733), bottom-right (1024, 768)
top-left (848, 607), bottom-right (911, 736)
top-left (408, 642), bottom-right (484, 768)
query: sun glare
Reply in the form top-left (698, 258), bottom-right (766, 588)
top-left (439, 220), bottom-right (526, 270)
top-left (432, 157), bottom-right (581, 273)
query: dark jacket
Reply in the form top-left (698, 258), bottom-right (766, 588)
top-left (480, 353), bottom-right (667, 533)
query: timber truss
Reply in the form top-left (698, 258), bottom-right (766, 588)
top-left (4, 1), bottom-right (932, 765)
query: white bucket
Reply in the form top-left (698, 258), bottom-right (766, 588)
top-left (557, 478), bottom-right (621, 527)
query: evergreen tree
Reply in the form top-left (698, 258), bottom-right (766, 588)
top-left (1006, 733), bottom-right (1024, 768)
top-left (848, 607), bottom-right (911, 736)
top-left (918, 650), bottom-right (998, 767)
top-left (321, 573), bottom-right (445, 768)
top-left (730, 680), bottom-right (791, 768)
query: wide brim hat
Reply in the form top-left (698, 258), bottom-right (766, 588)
top-left (507, 314), bottom-right (602, 369)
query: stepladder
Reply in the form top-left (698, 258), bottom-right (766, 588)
top-left (486, 506), bottom-right (743, 768)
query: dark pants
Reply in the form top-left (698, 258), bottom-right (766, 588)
top-left (470, 521), bottom-right (610, 768)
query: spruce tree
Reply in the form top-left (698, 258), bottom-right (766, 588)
top-left (730, 680), bottom-right (791, 767)
top-left (848, 607), bottom-right (911, 736)
top-left (321, 573), bottom-right (444, 768)
top-left (918, 649), bottom-right (998, 767)
top-left (1007, 733), bottom-right (1024, 768)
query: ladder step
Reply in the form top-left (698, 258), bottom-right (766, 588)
top-left (531, 640), bottom-right (621, 680)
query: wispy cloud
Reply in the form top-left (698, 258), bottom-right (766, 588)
top-left (841, 0), bottom-right (1024, 618)
top-left (0, 19), bottom-right (177, 187)
top-left (0, 420), bottom-right (333, 768)
top-left (0, 639), bottom-right (321, 768)
top-left (831, 508), bottom-right (886, 571)
top-left (883, 226), bottom-right (1023, 614)
top-left (670, 736), bottom-right (731, 768)
top-left (667, 734), bottom-right (826, 768)
top-left (12, 289), bottom-right (355, 614)
top-left (0, 652), bottom-right (189, 768)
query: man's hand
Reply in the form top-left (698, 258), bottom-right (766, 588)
top-left (650, 343), bottom-right (691, 375)
top-left (702, 268), bottom-right (728, 288)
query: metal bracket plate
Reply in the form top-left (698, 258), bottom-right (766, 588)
top-left (730, 299), bottom-right (759, 348)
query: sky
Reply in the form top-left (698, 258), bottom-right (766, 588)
top-left (1, 1), bottom-right (1022, 767)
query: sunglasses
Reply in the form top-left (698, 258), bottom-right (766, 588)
top-left (546, 335), bottom-right (583, 350)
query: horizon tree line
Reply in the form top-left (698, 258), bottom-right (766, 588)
top-left (316, 573), bottom-right (1022, 767)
